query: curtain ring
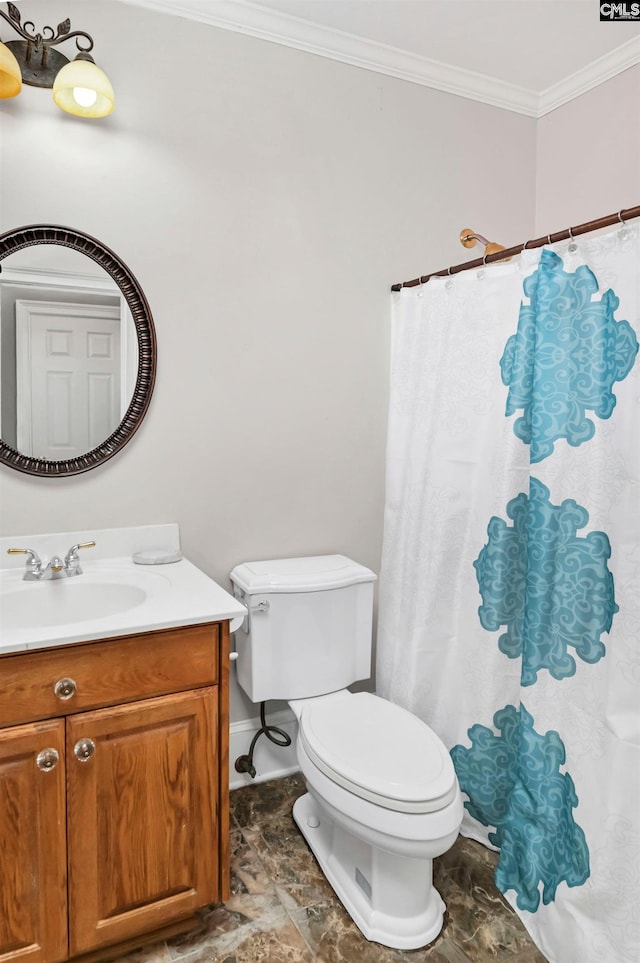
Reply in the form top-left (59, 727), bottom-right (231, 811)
top-left (447, 266), bottom-right (452, 275)
top-left (618, 210), bottom-right (627, 225)
top-left (547, 234), bottom-right (552, 244)
top-left (567, 224), bottom-right (578, 252)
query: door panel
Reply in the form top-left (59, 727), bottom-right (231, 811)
top-left (0, 721), bottom-right (67, 963)
top-left (15, 299), bottom-right (121, 458)
top-left (66, 689), bottom-right (218, 956)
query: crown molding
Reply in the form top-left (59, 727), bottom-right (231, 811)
top-left (538, 36), bottom-right (640, 116)
top-left (116, 0), bottom-right (640, 119)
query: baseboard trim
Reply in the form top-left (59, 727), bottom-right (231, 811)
top-left (229, 708), bottom-right (299, 790)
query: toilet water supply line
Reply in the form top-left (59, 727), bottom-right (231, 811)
top-left (234, 702), bottom-right (291, 779)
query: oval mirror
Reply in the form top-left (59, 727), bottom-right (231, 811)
top-left (0, 225), bottom-right (156, 476)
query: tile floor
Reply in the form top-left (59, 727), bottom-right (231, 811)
top-left (118, 773), bottom-right (548, 963)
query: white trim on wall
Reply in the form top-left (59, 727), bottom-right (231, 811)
top-left (538, 37), bottom-right (640, 116)
top-left (114, 0), bottom-right (640, 118)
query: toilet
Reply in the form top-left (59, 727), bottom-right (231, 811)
top-left (230, 554), bottom-right (463, 950)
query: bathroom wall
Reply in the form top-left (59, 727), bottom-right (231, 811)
top-left (535, 65), bottom-right (640, 232)
top-left (2, 7), bottom-right (638, 731)
top-left (0, 1), bottom-right (537, 722)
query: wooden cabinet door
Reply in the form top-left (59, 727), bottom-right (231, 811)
top-left (66, 688), bottom-right (218, 957)
top-left (0, 721), bottom-right (67, 963)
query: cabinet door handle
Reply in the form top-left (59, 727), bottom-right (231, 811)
top-left (74, 738), bottom-right (96, 763)
top-left (54, 677), bottom-right (77, 701)
top-left (36, 748), bottom-right (60, 771)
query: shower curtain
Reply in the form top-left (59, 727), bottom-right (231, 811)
top-left (377, 223), bottom-right (640, 963)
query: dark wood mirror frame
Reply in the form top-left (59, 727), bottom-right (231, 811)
top-left (0, 225), bottom-right (156, 477)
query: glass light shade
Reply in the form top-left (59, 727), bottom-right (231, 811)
top-left (0, 40), bottom-right (22, 98)
top-left (52, 58), bottom-right (114, 117)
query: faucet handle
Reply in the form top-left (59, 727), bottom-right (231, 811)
top-left (65, 540), bottom-right (96, 558)
top-left (64, 540), bottom-right (96, 575)
top-left (7, 548), bottom-right (42, 574)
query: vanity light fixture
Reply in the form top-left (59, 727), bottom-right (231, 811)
top-left (0, 2), bottom-right (114, 117)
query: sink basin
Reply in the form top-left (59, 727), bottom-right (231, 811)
top-left (0, 525), bottom-right (248, 653)
top-left (0, 570), bottom-right (169, 632)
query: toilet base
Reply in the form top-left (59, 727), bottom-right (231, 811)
top-left (293, 791), bottom-right (446, 950)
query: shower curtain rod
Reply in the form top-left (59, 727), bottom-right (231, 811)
top-left (391, 204), bottom-right (640, 292)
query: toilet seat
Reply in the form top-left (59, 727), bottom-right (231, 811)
top-left (298, 692), bottom-right (458, 814)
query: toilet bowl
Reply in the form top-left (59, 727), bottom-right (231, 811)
top-left (229, 555), bottom-right (463, 950)
top-left (289, 689), bottom-right (463, 949)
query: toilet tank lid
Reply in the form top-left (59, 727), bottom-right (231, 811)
top-left (230, 555), bottom-right (376, 594)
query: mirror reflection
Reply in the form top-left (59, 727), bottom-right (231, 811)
top-left (0, 225), bottom-right (156, 477)
top-left (1, 245), bottom-right (138, 460)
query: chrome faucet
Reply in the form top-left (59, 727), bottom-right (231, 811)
top-left (64, 542), bottom-right (96, 576)
top-left (7, 541), bottom-right (96, 580)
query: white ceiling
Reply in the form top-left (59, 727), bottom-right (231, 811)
top-left (118, 0), bottom-right (640, 116)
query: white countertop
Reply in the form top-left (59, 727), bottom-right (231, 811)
top-left (0, 524), bottom-right (246, 656)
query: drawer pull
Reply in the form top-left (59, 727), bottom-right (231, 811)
top-left (74, 738), bottom-right (96, 763)
top-left (36, 748), bottom-right (60, 771)
top-left (54, 677), bottom-right (77, 700)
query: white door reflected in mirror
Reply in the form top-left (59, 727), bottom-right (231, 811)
top-left (16, 299), bottom-right (122, 459)
top-left (0, 245), bottom-right (139, 461)
top-left (0, 225), bottom-right (156, 477)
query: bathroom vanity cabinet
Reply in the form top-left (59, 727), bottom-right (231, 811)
top-left (0, 621), bottom-right (231, 963)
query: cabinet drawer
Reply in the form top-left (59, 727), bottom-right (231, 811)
top-left (0, 623), bottom-right (219, 727)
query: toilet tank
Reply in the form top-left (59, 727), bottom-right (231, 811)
top-left (230, 555), bottom-right (377, 703)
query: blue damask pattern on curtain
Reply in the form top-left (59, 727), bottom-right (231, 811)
top-left (451, 249), bottom-right (639, 915)
top-left (450, 704), bottom-right (590, 912)
top-left (500, 250), bottom-right (638, 463)
top-left (473, 477), bottom-right (618, 685)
